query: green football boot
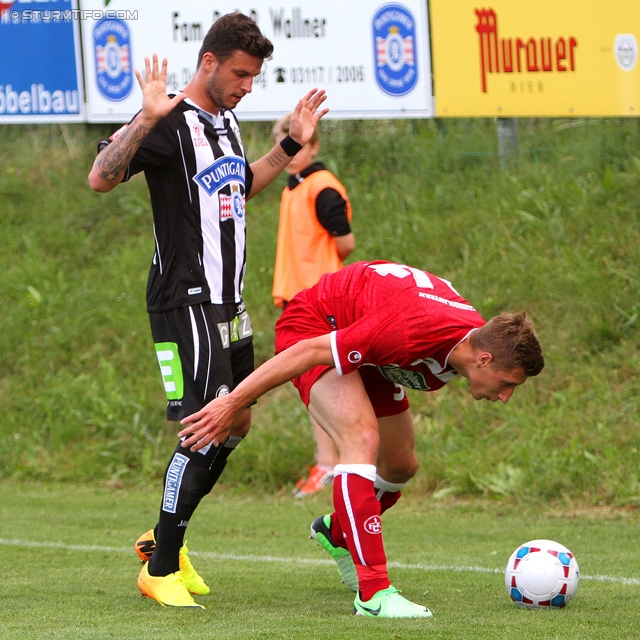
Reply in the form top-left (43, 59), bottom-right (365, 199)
top-left (354, 585), bottom-right (433, 618)
top-left (310, 515), bottom-right (358, 592)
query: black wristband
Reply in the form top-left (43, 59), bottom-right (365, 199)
top-left (280, 134), bottom-right (303, 156)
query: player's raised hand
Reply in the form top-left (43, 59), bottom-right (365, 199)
top-left (135, 54), bottom-right (186, 126)
top-left (288, 88), bottom-right (329, 146)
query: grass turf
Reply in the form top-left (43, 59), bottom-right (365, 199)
top-left (1, 120), bottom-right (639, 504)
top-left (1, 481), bottom-right (638, 639)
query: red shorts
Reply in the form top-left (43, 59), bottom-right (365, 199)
top-left (274, 293), bottom-right (410, 418)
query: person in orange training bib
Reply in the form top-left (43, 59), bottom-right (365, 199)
top-left (271, 113), bottom-right (355, 497)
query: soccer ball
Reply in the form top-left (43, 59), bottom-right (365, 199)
top-left (505, 539), bottom-right (580, 608)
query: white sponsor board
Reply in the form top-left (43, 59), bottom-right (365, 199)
top-left (79, 0), bottom-right (432, 122)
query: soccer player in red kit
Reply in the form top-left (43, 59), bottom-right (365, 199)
top-left (178, 260), bottom-right (545, 618)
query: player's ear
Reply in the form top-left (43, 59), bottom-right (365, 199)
top-left (477, 352), bottom-right (494, 367)
top-left (201, 52), bottom-right (218, 70)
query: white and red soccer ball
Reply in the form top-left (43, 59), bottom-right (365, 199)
top-left (505, 539), bottom-right (580, 608)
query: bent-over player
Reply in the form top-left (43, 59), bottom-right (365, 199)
top-left (177, 260), bottom-right (545, 618)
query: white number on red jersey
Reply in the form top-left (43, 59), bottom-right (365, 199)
top-left (368, 263), bottom-right (461, 297)
top-left (368, 263), bottom-right (434, 289)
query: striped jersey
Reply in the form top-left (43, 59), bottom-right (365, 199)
top-left (103, 98), bottom-right (254, 312)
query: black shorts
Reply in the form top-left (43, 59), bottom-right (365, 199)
top-left (149, 301), bottom-right (254, 421)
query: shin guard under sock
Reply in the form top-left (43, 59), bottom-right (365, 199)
top-left (148, 445), bottom-right (210, 576)
top-left (148, 437), bottom-right (242, 576)
top-left (329, 474), bottom-right (405, 547)
top-left (201, 435), bottom-right (243, 496)
top-left (332, 464), bottom-right (390, 601)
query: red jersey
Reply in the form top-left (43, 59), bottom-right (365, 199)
top-left (283, 261), bottom-right (485, 392)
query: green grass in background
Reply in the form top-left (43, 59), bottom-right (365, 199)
top-left (0, 481), bottom-right (639, 639)
top-left (0, 119), bottom-right (638, 504)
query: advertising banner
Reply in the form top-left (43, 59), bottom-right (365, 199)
top-left (78, 0), bottom-right (433, 122)
top-left (0, 0), bottom-right (84, 123)
top-left (430, 0), bottom-right (640, 117)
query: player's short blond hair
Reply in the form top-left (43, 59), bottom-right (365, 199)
top-left (471, 312), bottom-right (544, 376)
top-left (272, 113), bottom-right (319, 146)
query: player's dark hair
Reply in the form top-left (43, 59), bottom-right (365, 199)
top-left (197, 13), bottom-right (273, 67)
top-left (471, 312), bottom-right (544, 376)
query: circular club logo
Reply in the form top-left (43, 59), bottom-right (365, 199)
top-left (232, 191), bottom-right (245, 221)
top-left (93, 18), bottom-right (133, 101)
top-left (372, 3), bottom-right (418, 97)
top-left (364, 516), bottom-right (382, 534)
top-left (614, 34), bottom-right (638, 72)
top-left (216, 384), bottom-right (230, 397)
top-left (348, 350), bottom-right (362, 364)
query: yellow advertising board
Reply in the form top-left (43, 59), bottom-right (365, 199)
top-left (429, 0), bottom-right (640, 116)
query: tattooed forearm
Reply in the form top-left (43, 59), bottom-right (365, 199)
top-left (247, 143), bottom-right (295, 199)
top-left (266, 145), bottom-right (289, 169)
top-left (96, 118), bottom-right (155, 183)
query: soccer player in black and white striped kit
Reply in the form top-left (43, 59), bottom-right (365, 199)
top-left (88, 12), bottom-right (328, 608)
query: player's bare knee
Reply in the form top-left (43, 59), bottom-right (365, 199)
top-left (354, 424), bottom-right (379, 453)
top-left (403, 454), bottom-right (419, 480)
top-left (335, 423), bottom-right (379, 460)
top-left (378, 452), bottom-right (419, 483)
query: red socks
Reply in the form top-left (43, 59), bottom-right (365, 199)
top-left (331, 464), bottom-right (406, 601)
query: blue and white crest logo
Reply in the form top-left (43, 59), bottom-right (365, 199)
top-left (94, 18), bottom-right (133, 102)
top-left (372, 3), bottom-right (418, 97)
top-left (231, 188), bottom-right (245, 221)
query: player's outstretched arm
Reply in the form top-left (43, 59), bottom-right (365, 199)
top-left (88, 55), bottom-right (185, 192)
top-left (246, 88), bottom-right (329, 200)
top-left (178, 334), bottom-right (334, 451)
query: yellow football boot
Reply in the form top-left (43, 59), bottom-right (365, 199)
top-left (138, 562), bottom-right (204, 609)
top-left (135, 529), bottom-right (210, 596)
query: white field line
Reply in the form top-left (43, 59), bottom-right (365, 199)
top-left (1, 538), bottom-right (639, 586)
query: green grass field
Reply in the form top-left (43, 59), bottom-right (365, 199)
top-left (1, 119), bottom-right (638, 502)
top-left (0, 119), bottom-right (638, 636)
top-left (1, 481), bottom-right (639, 639)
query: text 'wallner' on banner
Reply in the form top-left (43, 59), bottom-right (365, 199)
top-left (79, 0), bottom-right (433, 123)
